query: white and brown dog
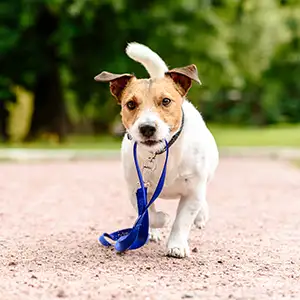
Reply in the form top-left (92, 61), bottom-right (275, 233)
top-left (95, 42), bottom-right (219, 258)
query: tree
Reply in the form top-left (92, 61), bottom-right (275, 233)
top-left (1, 0), bottom-right (300, 144)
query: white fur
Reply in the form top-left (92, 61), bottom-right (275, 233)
top-left (128, 109), bottom-right (170, 147)
top-left (121, 43), bottom-right (219, 258)
top-left (126, 42), bottom-right (168, 78)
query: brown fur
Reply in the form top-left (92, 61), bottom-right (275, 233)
top-left (120, 77), bottom-right (183, 133)
top-left (94, 71), bottom-right (134, 102)
top-left (94, 64), bottom-right (200, 133)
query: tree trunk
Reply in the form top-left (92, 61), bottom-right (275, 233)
top-left (25, 6), bottom-right (68, 143)
top-left (0, 101), bottom-right (9, 142)
top-left (26, 66), bottom-right (67, 143)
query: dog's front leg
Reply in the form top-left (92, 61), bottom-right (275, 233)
top-left (148, 201), bottom-right (169, 242)
top-left (129, 191), bottom-right (168, 242)
top-left (167, 179), bottom-right (207, 258)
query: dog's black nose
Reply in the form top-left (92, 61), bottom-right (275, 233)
top-left (139, 124), bottom-right (156, 138)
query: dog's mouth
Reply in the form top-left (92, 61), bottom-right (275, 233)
top-left (140, 139), bottom-right (163, 147)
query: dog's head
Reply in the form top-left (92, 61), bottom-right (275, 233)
top-left (95, 65), bottom-right (200, 151)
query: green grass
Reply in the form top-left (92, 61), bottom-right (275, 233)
top-left (208, 124), bottom-right (300, 148)
top-left (0, 124), bottom-right (299, 150)
top-left (0, 135), bottom-right (121, 150)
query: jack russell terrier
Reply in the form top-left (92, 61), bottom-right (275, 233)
top-left (95, 42), bottom-right (219, 258)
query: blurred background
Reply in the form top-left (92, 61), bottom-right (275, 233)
top-left (0, 0), bottom-right (300, 149)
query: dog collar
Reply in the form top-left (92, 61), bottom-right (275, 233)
top-left (126, 109), bottom-right (184, 156)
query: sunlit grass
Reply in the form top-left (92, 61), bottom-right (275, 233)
top-left (0, 124), bottom-right (299, 150)
top-left (0, 135), bottom-right (121, 150)
top-left (208, 124), bottom-right (300, 148)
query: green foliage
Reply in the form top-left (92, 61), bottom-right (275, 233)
top-left (0, 0), bottom-right (300, 139)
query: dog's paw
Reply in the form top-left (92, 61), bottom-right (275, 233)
top-left (166, 239), bottom-right (190, 258)
top-left (149, 228), bottom-right (161, 243)
top-left (167, 245), bottom-right (190, 258)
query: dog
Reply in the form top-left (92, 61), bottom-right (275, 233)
top-left (95, 42), bottom-right (219, 258)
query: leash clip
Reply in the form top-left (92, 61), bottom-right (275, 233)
top-left (135, 153), bottom-right (157, 189)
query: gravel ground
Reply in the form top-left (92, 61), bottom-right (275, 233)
top-left (0, 158), bottom-right (299, 300)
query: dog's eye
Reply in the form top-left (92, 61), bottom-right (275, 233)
top-left (162, 98), bottom-right (171, 107)
top-left (126, 101), bottom-right (137, 110)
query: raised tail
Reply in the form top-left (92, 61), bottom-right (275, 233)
top-left (125, 42), bottom-right (168, 79)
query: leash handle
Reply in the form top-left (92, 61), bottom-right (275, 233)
top-left (99, 140), bottom-right (169, 252)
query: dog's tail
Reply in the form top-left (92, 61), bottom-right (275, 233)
top-left (126, 42), bottom-right (168, 79)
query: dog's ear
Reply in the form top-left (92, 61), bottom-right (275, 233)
top-left (166, 64), bottom-right (201, 96)
top-left (94, 71), bottom-right (135, 102)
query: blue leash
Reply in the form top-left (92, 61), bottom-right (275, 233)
top-left (99, 140), bottom-right (169, 252)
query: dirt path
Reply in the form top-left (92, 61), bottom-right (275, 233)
top-left (0, 158), bottom-right (299, 300)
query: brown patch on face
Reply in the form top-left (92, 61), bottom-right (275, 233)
top-left (119, 77), bottom-right (184, 133)
top-left (94, 64), bottom-right (200, 134)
